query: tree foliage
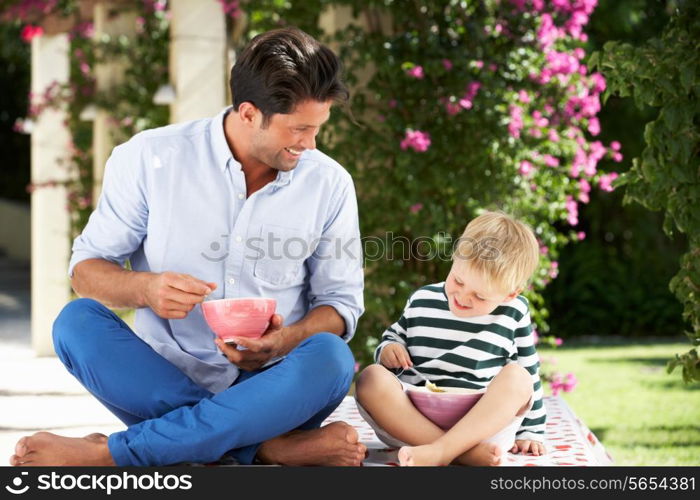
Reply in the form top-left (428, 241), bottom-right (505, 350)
top-left (591, 0), bottom-right (700, 382)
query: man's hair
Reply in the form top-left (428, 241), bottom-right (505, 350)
top-left (453, 211), bottom-right (540, 294)
top-left (230, 27), bottom-right (349, 126)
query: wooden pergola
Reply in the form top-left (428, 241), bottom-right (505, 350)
top-left (30, 0), bottom-right (228, 355)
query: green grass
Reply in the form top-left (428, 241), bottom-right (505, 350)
top-left (539, 340), bottom-right (699, 466)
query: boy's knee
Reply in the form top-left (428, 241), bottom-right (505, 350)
top-left (501, 363), bottom-right (533, 397)
top-left (355, 364), bottom-right (396, 401)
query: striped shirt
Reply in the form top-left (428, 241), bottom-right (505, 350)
top-left (374, 282), bottom-right (546, 442)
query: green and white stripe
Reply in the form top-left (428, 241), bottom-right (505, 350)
top-left (375, 282), bottom-right (546, 442)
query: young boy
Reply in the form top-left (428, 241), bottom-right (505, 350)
top-left (355, 211), bottom-right (546, 466)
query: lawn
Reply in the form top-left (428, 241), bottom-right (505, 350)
top-left (539, 340), bottom-right (699, 466)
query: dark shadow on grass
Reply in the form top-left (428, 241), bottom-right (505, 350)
top-left (644, 379), bottom-right (700, 391)
top-left (614, 425), bottom-right (700, 448)
top-left (550, 336), bottom-right (688, 348)
top-left (588, 427), bottom-right (608, 442)
top-left (585, 357), bottom-right (672, 366)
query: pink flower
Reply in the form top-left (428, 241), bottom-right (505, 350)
top-left (590, 72), bottom-right (606, 93)
top-left (410, 203), bottom-right (423, 214)
top-left (537, 14), bottom-right (561, 50)
top-left (406, 66), bottom-right (424, 79)
top-left (578, 178), bottom-right (591, 203)
top-left (566, 195), bottom-right (579, 225)
top-left (543, 155), bottom-right (559, 167)
top-left (508, 105), bottom-right (524, 139)
top-left (532, 110), bottom-right (549, 128)
top-left (563, 372), bottom-right (578, 392)
top-left (532, 328), bottom-right (540, 344)
top-left (577, 231), bottom-right (586, 240)
top-left (442, 59), bottom-right (453, 71)
top-left (587, 117), bottom-right (601, 136)
top-left (354, 362), bottom-right (360, 373)
top-left (612, 152), bottom-right (623, 162)
top-left (519, 160), bottom-right (534, 176)
top-left (555, 337), bottom-right (563, 346)
top-left (21, 25), bottom-right (44, 43)
top-left (548, 129), bottom-right (560, 142)
top-left (474, 60), bottom-right (484, 69)
top-left (610, 141), bottom-right (621, 151)
top-left (540, 245), bottom-right (549, 255)
top-left (400, 129), bottom-right (431, 153)
top-left (598, 172), bottom-right (619, 192)
top-left (518, 90), bottom-right (531, 104)
top-left (550, 372), bottom-right (577, 395)
top-left (443, 99), bottom-right (461, 115)
top-left (218, 0), bottom-right (242, 18)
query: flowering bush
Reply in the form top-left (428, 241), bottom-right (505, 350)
top-left (314, 0), bottom-right (621, 382)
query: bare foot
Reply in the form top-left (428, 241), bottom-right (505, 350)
top-left (455, 442), bottom-right (502, 466)
top-left (256, 421), bottom-right (367, 466)
top-left (9, 432), bottom-right (115, 466)
top-left (398, 444), bottom-right (448, 466)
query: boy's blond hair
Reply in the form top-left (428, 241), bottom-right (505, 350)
top-left (453, 211), bottom-right (540, 294)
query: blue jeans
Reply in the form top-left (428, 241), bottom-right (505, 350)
top-left (52, 298), bottom-right (355, 466)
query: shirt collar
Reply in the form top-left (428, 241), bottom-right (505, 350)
top-left (210, 106), bottom-right (237, 172)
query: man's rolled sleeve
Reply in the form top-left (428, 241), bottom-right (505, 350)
top-left (68, 138), bottom-right (149, 276)
top-left (305, 177), bottom-right (364, 341)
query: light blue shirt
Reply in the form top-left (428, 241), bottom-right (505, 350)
top-left (69, 108), bottom-right (364, 393)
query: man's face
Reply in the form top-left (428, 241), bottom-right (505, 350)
top-left (444, 261), bottom-right (517, 318)
top-left (248, 99), bottom-right (332, 172)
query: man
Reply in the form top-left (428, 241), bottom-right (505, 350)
top-left (10, 27), bottom-right (366, 466)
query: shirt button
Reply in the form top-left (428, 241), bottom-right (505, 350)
top-left (237, 193), bottom-right (245, 200)
top-left (228, 278), bottom-right (235, 285)
top-left (235, 235), bottom-right (242, 243)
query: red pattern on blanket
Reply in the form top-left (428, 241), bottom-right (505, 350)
top-left (322, 396), bottom-right (614, 466)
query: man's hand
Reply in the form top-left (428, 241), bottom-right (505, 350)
top-left (215, 314), bottom-right (289, 371)
top-left (379, 343), bottom-right (413, 370)
top-left (510, 440), bottom-right (546, 456)
top-left (144, 271), bottom-right (216, 320)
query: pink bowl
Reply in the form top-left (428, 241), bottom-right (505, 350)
top-left (201, 297), bottom-right (276, 342)
top-left (406, 386), bottom-right (485, 430)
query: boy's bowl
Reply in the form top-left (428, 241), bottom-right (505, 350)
top-left (201, 297), bottom-right (276, 342)
top-left (406, 385), bottom-right (485, 430)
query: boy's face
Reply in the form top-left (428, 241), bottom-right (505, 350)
top-left (444, 262), bottom-right (519, 318)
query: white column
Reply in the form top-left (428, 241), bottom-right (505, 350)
top-left (30, 34), bottom-right (72, 356)
top-left (92, 1), bottom-right (136, 203)
top-left (170, 0), bottom-right (226, 123)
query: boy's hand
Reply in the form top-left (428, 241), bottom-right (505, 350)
top-left (379, 343), bottom-right (413, 369)
top-left (510, 440), bottom-right (546, 456)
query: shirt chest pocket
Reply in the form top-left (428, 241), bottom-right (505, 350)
top-left (251, 223), bottom-right (315, 286)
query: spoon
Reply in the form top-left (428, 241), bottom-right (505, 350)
top-left (405, 366), bottom-right (445, 393)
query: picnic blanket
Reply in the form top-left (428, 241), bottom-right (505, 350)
top-left (322, 396), bottom-right (614, 466)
